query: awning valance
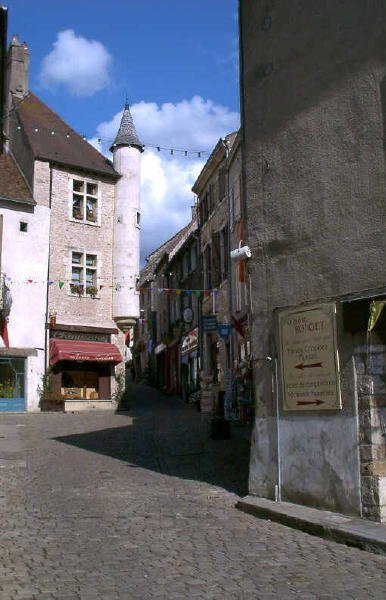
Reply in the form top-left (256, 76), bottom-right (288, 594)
top-left (49, 339), bottom-right (122, 365)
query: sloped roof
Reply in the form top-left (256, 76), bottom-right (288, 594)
top-left (192, 130), bottom-right (239, 195)
top-left (0, 153), bottom-right (35, 205)
top-left (110, 103), bottom-right (143, 152)
top-left (139, 220), bottom-right (194, 287)
top-left (14, 93), bottom-right (119, 179)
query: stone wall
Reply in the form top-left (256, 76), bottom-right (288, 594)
top-left (33, 160), bottom-right (50, 208)
top-left (240, 0), bottom-right (386, 517)
top-left (47, 165), bottom-right (116, 329)
top-left (354, 333), bottom-right (386, 520)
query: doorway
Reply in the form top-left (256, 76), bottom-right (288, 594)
top-left (0, 357), bottom-right (25, 412)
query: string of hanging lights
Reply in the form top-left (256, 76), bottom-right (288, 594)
top-left (4, 275), bottom-right (221, 297)
top-left (4, 111), bottom-right (210, 158)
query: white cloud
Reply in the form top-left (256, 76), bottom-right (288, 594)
top-left (93, 96), bottom-right (240, 263)
top-left (140, 151), bottom-right (203, 259)
top-left (39, 30), bottom-right (112, 97)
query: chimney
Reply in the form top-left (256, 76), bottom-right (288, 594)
top-left (6, 33), bottom-right (29, 100)
top-left (191, 203), bottom-right (198, 221)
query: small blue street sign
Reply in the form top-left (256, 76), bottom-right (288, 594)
top-left (218, 323), bottom-right (232, 338)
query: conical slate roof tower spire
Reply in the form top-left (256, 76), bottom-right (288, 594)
top-left (111, 103), bottom-right (142, 331)
top-left (110, 103), bottom-right (143, 152)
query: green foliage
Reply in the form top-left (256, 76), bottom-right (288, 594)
top-left (113, 371), bottom-right (130, 411)
top-left (38, 369), bottom-right (65, 411)
top-left (86, 286), bottom-right (98, 297)
top-left (0, 380), bottom-right (14, 398)
top-left (70, 283), bottom-right (83, 296)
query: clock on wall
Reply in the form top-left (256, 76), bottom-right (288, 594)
top-left (183, 307), bottom-right (194, 324)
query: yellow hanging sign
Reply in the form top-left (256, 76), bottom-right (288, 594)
top-left (368, 300), bottom-right (386, 332)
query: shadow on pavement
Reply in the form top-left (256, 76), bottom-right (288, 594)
top-left (53, 383), bottom-right (252, 496)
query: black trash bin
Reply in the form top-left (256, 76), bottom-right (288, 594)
top-left (210, 416), bottom-right (231, 440)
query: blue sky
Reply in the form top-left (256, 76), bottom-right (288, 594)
top-left (5, 0), bottom-right (240, 260)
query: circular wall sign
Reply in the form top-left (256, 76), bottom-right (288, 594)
top-left (183, 307), bottom-right (194, 323)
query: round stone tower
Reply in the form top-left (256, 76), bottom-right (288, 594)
top-left (110, 104), bottom-right (144, 331)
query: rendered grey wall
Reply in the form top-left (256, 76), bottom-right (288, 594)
top-left (240, 0), bottom-right (386, 514)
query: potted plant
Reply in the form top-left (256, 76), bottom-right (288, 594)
top-left (38, 370), bottom-right (65, 412)
top-left (70, 283), bottom-right (83, 296)
top-left (86, 286), bottom-right (98, 298)
top-left (73, 208), bottom-right (83, 220)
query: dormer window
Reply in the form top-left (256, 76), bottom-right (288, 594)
top-left (71, 179), bottom-right (99, 224)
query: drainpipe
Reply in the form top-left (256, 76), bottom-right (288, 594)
top-left (44, 164), bottom-right (53, 373)
top-left (273, 356), bottom-right (282, 502)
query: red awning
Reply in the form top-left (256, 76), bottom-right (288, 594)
top-left (49, 339), bottom-right (122, 365)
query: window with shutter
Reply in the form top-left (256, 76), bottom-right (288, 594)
top-left (218, 167), bottom-right (226, 203)
top-left (220, 225), bottom-right (229, 282)
top-left (203, 245), bottom-right (212, 289)
top-left (212, 232), bottom-right (221, 288)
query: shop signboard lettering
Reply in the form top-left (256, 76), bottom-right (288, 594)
top-left (51, 330), bottom-right (110, 343)
top-left (66, 353), bottom-right (116, 362)
top-left (181, 328), bottom-right (198, 356)
top-left (202, 315), bottom-right (218, 332)
top-left (278, 302), bottom-right (341, 411)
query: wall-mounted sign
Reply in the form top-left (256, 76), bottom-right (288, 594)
top-left (278, 303), bottom-right (341, 411)
top-left (183, 307), bottom-right (194, 324)
top-left (202, 315), bottom-right (218, 332)
top-left (154, 342), bottom-right (166, 355)
top-left (218, 323), bottom-right (232, 339)
top-left (51, 330), bottom-right (110, 343)
top-left (181, 328), bottom-right (198, 356)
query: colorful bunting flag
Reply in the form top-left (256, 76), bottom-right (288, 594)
top-left (0, 319), bottom-right (9, 349)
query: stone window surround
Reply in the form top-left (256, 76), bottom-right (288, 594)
top-left (69, 176), bottom-right (101, 226)
top-left (202, 243), bottom-right (212, 290)
top-left (68, 248), bottom-right (101, 298)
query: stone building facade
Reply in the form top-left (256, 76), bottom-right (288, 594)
top-left (192, 132), bottom-right (252, 418)
top-left (167, 217), bottom-right (200, 401)
top-left (239, 0), bottom-right (386, 520)
top-left (135, 217), bottom-right (198, 394)
top-left (0, 29), bottom-right (142, 411)
top-left (194, 135), bottom-right (231, 408)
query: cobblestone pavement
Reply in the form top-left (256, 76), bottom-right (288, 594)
top-left (0, 383), bottom-right (386, 600)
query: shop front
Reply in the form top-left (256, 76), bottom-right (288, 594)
top-left (0, 356), bottom-right (25, 412)
top-left (49, 339), bottom-right (122, 407)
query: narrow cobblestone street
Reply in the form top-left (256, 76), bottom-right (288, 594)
top-left (0, 384), bottom-right (385, 600)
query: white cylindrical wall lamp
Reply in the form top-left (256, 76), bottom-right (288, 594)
top-left (230, 245), bottom-right (252, 261)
